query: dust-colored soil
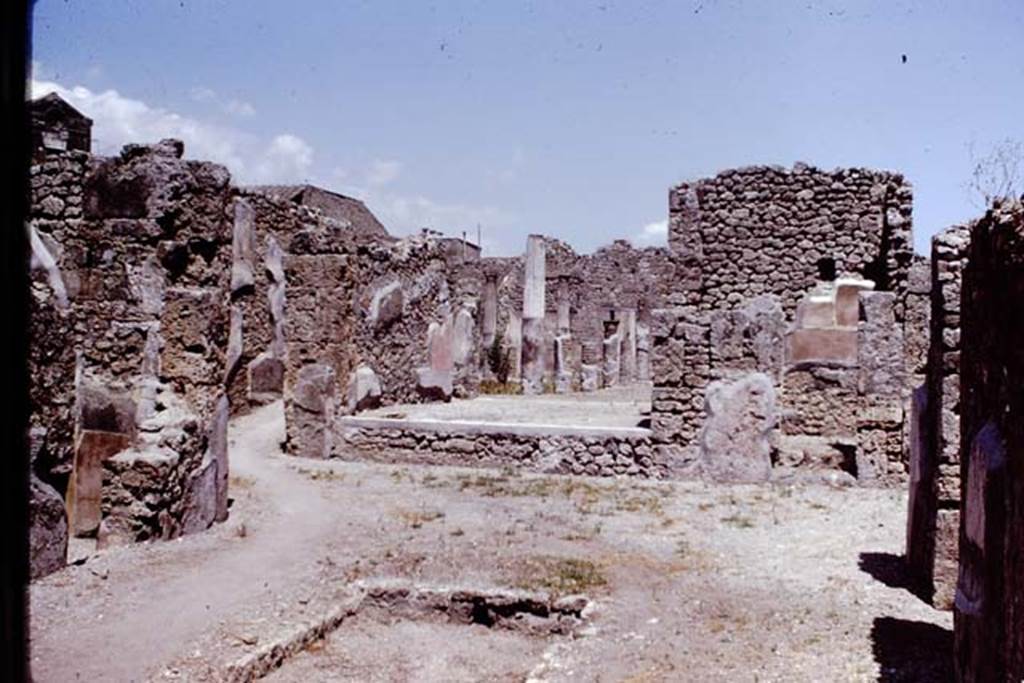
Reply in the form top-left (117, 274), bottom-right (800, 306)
top-left (30, 401), bottom-right (951, 682)
top-left (264, 615), bottom-right (547, 683)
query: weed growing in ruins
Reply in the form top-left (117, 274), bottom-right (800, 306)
top-left (229, 475), bottom-right (256, 490)
top-left (452, 472), bottom-right (672, 519)
top-left (486, 331), bottom-right (513, 383)
top-left (478, 380), bottom-right (522, 395)
top-left (394, 507), bottom-right (445, 529)
top-left (294, 466), bottom-right (344, 482)
top-left (561, 522), bottom-right (603, 541)
top-left (721, 512), bottom-right (755, 529)
top-left (513, 555), bottom-right (608, 597)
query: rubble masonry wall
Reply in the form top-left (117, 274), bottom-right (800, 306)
top-left (954, 201), bottom-right (1024, 682)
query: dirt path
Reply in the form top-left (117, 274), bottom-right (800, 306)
top-left (29, 402), bottom-right (343, 682)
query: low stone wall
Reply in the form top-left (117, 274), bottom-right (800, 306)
top-left (336, 418), bottom-right (667, 479)
top-left (954, 200), bottom-right (1024, 682)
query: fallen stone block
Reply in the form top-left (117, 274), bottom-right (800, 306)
top-left (416, 367), bottom-right (453, 402)
top-left (29, 474), bottom-right (68, 579)
top-left (700, 372), bottom-right (776, 483)
top-left (248, 352), bottom-right (284, 404)
top-left (286, 363), bottom-right (337, 459)
top-left (291, 363), bottom-right (337, 414)
top-left (347, 365), bottom-right (382, 413)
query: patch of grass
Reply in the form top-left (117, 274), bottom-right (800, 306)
top-left (294, 467), bottom-right (345, 482)
top-left (561, 522), bottom-right (603, 541)
top-left (478, 380), bottom-right (522, 395)
top-left (621, 663), bottom-right (678, 683)
top-left (616, 493), bottom-right (665, 516)
top-left (513, 555), bottom-right (608, 597)
top-left (721, 512), bottom-right (756, 529)
top-left (454, 472), bottom-right (673, 519)
top-left (389, 468), bottom-right (413, 484)
top-left (229, 475), bottom-right (256, 490)
top-left (394, 507), bottom-right (445, 529)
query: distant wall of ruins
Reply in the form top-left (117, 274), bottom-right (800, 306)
top-left (486, 238), bottom-right (677, 391)
top-left (955, 201), bottom-right (1024, 682)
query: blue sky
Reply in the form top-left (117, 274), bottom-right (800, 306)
top-left (32, 0), bottom-right (1024, 256)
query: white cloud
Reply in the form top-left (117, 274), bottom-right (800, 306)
top-left (252, 134), bottom-right (314, 183)
top-left (30, 76), bottom-right (515, 250)
top-left (190, 86), bottom-right (255, 116)
top-left (224, 99), bottom-right (256, 117)
top-left (31, 78), bottom-right (303, 183)
top-left (344, 183), bottom-right (518, 254)
top-left (366, 159), bottom-right (403, 187)
top-left (635, 219), bottom-right (668, 246)
top-left (190, 86), bottom-right (217, 103)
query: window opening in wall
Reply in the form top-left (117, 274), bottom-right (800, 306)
top-left (816, 257), bottom-right (837, 281)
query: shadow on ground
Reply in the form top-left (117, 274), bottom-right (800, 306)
top-left (871, 616), bottom-right (953, 682)
top-left (859, 551), bottom-right (934, 604)
top-left (859, 552), bottom-right (911, 591)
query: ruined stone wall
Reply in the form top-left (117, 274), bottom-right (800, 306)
top-left (651, 164), bottom-right (915, 486)
top-left (337, 424), bottom-right (667, 479)
top-left (569, 241), bottom-right (674, 370)
top-left (907, 225), bottom-right (968, 609)
top-left (282, 231), bottom-right (482, 458)
top-left (955, 201), bottom-right (1024, 682)
top-left (225, 191), bottom-right (298, 414)
top-left (903, 255), bottom-right (932, 389)
top-left (669, 163), bottom-right (914, 319)
top-left (488, 237), bottom-right (676, 389)
top-left (28, 151), bottom-right (84, 492)
top-left (27, 152), bottom-right (82, 577)
top-left (649, 308), bottom-right (709, 473)
top-left (353, 236), bottom-right (479, 405)
top-left (27, 141), bottom-right (232, 559)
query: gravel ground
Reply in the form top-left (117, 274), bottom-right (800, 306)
top-left (29, 400), bottom-right (951, 682)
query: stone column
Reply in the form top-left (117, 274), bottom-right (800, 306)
top-left (602, 315), bottom-right (622, 389)
top-left (579, 340), bottom-right (601, 392)
top-left (554, 278), bottom-right (573, 393)
top-left (636, 322), bottom-right (651, 381)
top-left (482, 273), bottom-right (498, 348)
top-left (619, 308), bottom-right (638, 384)
top-left (520, 235), bottom-right (546, 394)
top-left (507, 312), bottom-right (522, 382)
